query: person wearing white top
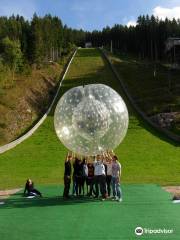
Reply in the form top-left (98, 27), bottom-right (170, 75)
top-left (82, 158), bottom-right (88, 195)
top-left (94, 160), bottom-right (105, 176)
top-left (93, 155), bottom-right (106, 199)
top-left (111, 155), bottom-right (122, 202)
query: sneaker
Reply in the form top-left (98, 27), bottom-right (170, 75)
top-left (117, 198), bottom-right (122, 202)
top-left (101, 198), bottom-right (105, 201)
top-left (111, 196), bottom-right (116, 201)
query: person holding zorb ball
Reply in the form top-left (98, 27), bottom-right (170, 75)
top-left (63, 153), bottom-right (72, 199)
top-left (111, 155), bottom-right (122, 202)
top-left (103, 150), bottom-right (113, 198)
top-left (93, 154), bottom-right (106, 200)
top-left (54, 84), bottom-right (129, 200)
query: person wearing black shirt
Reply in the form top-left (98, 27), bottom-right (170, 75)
top-left (87, 162), bottom-right (95, 196)
top-left (23, 179), bottom-right (42, 197)
top-left (81, 158), bottom-right (88, 195)
top-left (74, 158), bottom-right (83, 196)
top-left (63, 154), bottom-right (72, 198)
top-left (72, 157), bottom-right (78, 196)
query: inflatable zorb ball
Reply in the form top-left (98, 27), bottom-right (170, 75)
top-left (54, 84), bottom-right (129, 156)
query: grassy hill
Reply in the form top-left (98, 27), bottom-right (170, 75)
top-left (107, 51), bottom-right (180, 135)
top-left (0, 48), bottom-right (179, 190)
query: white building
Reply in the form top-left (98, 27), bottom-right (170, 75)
top-left (85, 42), bottom-right (92, 48)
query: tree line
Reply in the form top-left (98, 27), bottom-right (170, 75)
top-left (86, 15), bottom-right (180, 61)
top-left (0, 14), bottom-right (86, 78)
top-left (1, 13), bottom-right (180, 77)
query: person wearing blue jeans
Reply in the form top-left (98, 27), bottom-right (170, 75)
top-left (111, 176), bottom-right (122, 200)
top-left (111, 155), bottom-right (122, 202)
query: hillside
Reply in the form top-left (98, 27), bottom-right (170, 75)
top-left (0, 48), bottom-right (179, 189)
top-left (0, 57), bottom-right (69, 146)
top-left (106, 51), bottom-right (180, 135)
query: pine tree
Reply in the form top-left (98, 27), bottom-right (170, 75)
top-left (1, 36), bottom-right (24, 80)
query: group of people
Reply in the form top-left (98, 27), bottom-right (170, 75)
top-left (63, 151), bottom-right (122, 202)
top-left (23, 150), bottom-right (122, 202)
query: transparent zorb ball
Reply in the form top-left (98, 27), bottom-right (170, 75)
top-left (72, 95), bottom-right (110, 140)
top-left (54, 84), bottom-right (129, 156)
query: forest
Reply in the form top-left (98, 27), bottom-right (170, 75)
top-left (0, 13), bottom-right (180, 78)
top-left (86, 15), bottom-right (180, 61)
top-left (0, 13), bottom-right (85, 84)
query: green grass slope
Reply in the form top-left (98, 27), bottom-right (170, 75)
top-left (0, 48), bottom-right (179, 189)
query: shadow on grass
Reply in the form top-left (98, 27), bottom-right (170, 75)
top-left (1, 195), bottom-right (102, 209)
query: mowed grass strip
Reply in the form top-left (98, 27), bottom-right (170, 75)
top-left (0, 48), bottom-right (179, 189)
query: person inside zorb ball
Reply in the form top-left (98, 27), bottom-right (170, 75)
top-left (54, 84), bottom-right (129, 156)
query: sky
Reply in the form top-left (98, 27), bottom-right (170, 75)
top-left (0, 0), bottom-right (180, 31)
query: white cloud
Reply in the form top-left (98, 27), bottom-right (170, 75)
top-left (153, 6), bottom-right (180, 20)
top-left (127, 20), bottom-right (137, 27)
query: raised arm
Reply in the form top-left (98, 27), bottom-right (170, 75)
top-left (23, 182), bottom-right (28, 195)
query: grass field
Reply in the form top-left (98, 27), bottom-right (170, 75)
top-left (0, 48), bottom-right (179, 190)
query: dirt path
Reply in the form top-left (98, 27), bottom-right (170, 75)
top-left (163, 186), bottom-right (180, 196)
top-left (0, 188), bottom-right (21, 199)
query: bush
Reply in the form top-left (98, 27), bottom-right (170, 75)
top-left (21, 63), bottom-right (32, 76)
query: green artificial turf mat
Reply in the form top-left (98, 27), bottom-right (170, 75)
top-left (0, 184), bottom-right (180, 240)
